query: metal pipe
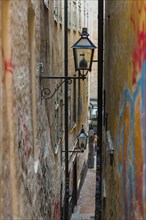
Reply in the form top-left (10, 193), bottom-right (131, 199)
top-left (64, 0), bottom-right (69, 219)
top-left (95, 0), bottom-right (103, 219)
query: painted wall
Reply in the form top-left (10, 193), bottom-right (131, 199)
top-left (104, 1), bottom-right (146, 219)
top-left (0, 0), bottom-right (91, 219)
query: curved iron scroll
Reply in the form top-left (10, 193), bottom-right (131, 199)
top-left (41, 79), bottom-right (72, 100)
top-left (79, 70), bottom-right (88, 79)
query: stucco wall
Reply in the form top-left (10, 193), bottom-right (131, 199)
top-left (89, 1), bottom-right (98, 100)
top-left (1, 1), bottom-right (61, 219)
top-left (104, 1), bottom-right (146, 220)
top-left (1, 0), bottom-right (91, 219)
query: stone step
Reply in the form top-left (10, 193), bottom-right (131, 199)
top-left (71, 213), bottom-right (95, 220)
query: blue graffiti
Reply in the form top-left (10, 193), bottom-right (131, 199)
top-left (116, 61), bottom-right (146, 218)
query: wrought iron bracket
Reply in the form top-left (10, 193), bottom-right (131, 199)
top-left (62, 145), bottom-right (85, 154)
top-left (40, 74), bottom-right (86, 101)
top-left (62, 150), bottom-right (84, 153)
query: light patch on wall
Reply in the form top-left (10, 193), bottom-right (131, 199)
top-left (34, 160), bottom-right (39, 174)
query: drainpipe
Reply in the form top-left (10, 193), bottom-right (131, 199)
top-left (95, 0), bottom-right (103, 219)
top-left (64, 0), bottom-right (69, 219)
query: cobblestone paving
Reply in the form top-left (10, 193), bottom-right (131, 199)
top-left (71, 158), bottom-right (96, 220)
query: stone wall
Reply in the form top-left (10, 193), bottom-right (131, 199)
top-left (1, 0), bottom-right (61, 219)
top-left (0, 0), bottom-right (91, 219)
top-left (104, 1), bottom-right (146, 219)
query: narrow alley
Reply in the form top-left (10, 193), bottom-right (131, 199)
top-left (1, 0), bottom-right (146, 220)
top-left (71, 163), bottom-right (96, 220)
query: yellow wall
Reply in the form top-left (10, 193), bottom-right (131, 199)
top-left (104, 1), bottom-right (146, 219)
top-left (0, 0), bottom-right (90, 219)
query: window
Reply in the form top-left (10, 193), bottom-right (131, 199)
top-left (60, 81), bottom-right (63, 137)
top-left (68, 1), bottom-right (71, 29)
top-left (55, 83), bottom-right (59, 153)
top-left (68, 83), bottom-right (71, 126)
top-left (87, 6), bottom-right (89, 30)
top-left (43, 0), bottom-right (49, 9)
top-left (59, 0), bottom-right (62, 24)
top-left (68, 95), bottom-right (71, 127)
top-left (60, 98), bottom-right (63, 136)
top-left (54, 0), bottom-right (58, 21)
top-left (86, 76), bottom-right (89, 98)
top-left (84, 1), bottom-right (89, 29)
top-left (78, 77), bottom-right (82, 118)
top-left (84, 0), bottom-right (87, 27)
top-left (54, 81), bottom-right (64, 154)
top-left (73, 0), bottom-right (77, 31)
top-left (73, 79), bottom-right (77, 124)
top-left (78, 0), bottom-right (81, 32)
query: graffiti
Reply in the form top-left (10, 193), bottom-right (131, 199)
top-left (115, 2), bottom-right (146, 219)
top-left (2, 50), bottom-right (14, 83)
top-left (116, 64), bottom-right (145, 219)
top-left (55, 199), bottom-right (60, 220)
top-left (17, 107), bottom-right (32, 158)
top-left (4, 58), bottom-right (14, 74)
top-left (131, 2), bottom-right (146, 85)
top-left (132, 30), bottom-right (146, 84)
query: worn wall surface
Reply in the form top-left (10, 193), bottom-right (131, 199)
top-left (1, 0), bottom-right (62, 219)
top-left (89, 1), bottom-right (98, 100)
top-left (104, 1), bottom-right (146, 220)
top-left (1, 0), bottom-right (91, 219)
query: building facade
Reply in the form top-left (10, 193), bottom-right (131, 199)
top-left (0, 0), bottom-right (92, 219)
top-left (88, 1), bottom-right (98, 100)
top-left (103, 1), bottom-right (146, 219)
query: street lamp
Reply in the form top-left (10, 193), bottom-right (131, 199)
top-left (40, 27), bottom-right (96, 220)
top-left (109, 149), bottom-right (114, 166)
top-left (72, 27), bottom-right (96, 78)
top-left (77, 125), bottom-right (88, 152)
top-left (62, 125), bottom-right (88, 154)
top-left (40, 28), bottom-right (96, 99)
top-left (88, 125), bottom-right (95, 139)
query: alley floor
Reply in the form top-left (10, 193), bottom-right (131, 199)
top-left (71, 157), bottom-right (96, 220)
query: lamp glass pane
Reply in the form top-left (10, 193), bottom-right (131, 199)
top-left (78, 132), bottom-right (87, 149)
top-left (78, 138), bottom-right (86, 149)
top-left (75, 48), bottom-right (92, 70)
top-left (75, 38), bottom-right (92, 47)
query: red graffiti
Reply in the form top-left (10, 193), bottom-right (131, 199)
top-left (132, 29), bottom-right (146, 84)
top-left (131, 2), bottom-right (146, 85)
top-left (2, 49), bottom-right (14, 83)
top-left (55, 199), bottom-right (60, 220)
top-left (4, 59), bottom-right (14, 74)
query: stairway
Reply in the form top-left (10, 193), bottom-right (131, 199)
top-left (71, 213), bottom-right (95, 220)
top-left (71, 161), bottom-right (96, 220)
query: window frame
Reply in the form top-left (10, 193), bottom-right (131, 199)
top-left (43, 0), bottom-right (49, 9)
top-left (73, 0), bottom-right (77, 31)
top-left (68, 83), bottom-right (71, 127)
top-left (78, 76), bottom-right (82, 118)
top-left (59, 80), bottom-right (64, 137)
top-left (68, 1), bottom-right (71, 29)
top-left (73, 79), bottom-right (77, 125)
top-left (78, 0), bottom-right (81, 32)
top-left (54, 0), bottom-right (58, 22)
top-left (59, 0), bottom-right (62, 24)
top-left (55, 83), bottom-right (59, 154)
